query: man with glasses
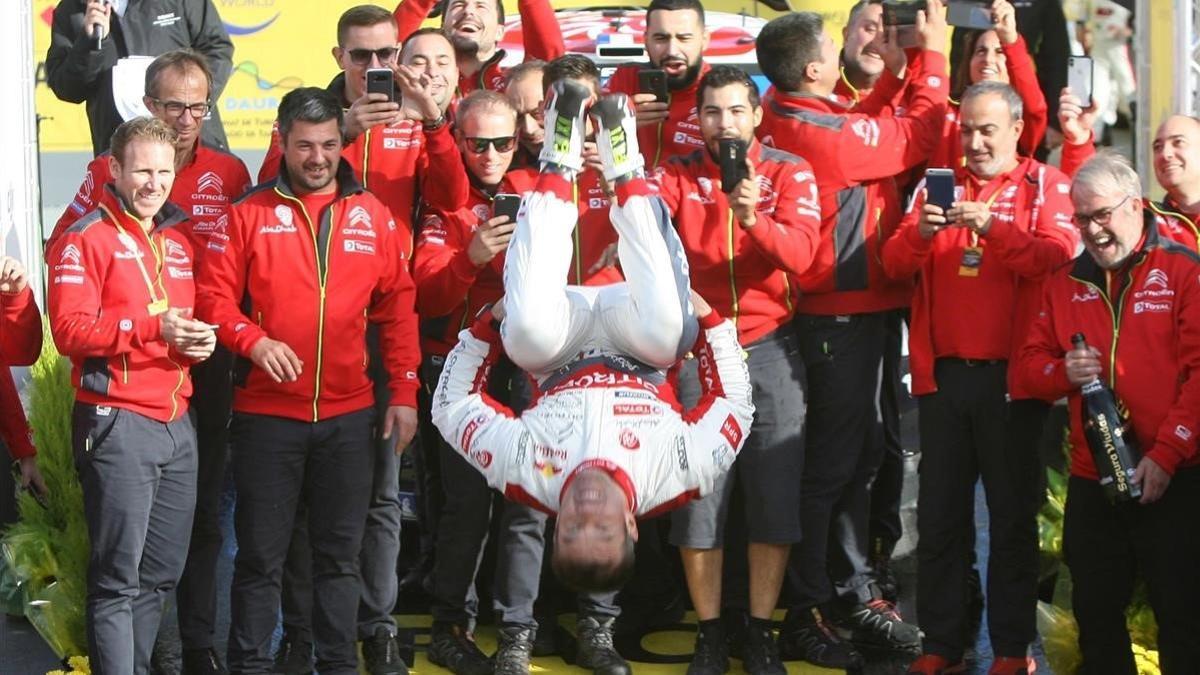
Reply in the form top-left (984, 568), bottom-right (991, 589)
top-left (45, 50), bottom-right (249, 675)
top-left (1016, 152), bottom-right (1200, 674)
top-left (46, 0), bottom-right (234, 156)
top-left (882, 81), bottom-right (1077, 674)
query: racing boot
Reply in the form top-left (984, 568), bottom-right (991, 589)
top-left (590, 93), bottom-right (644, 184)
top-left (539, 78), bottom-right (590, 174)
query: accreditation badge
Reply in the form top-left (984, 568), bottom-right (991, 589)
top-left (146, 298), bottom-right (169, 316)
top-left (958, 246), bottom-right (983, 277)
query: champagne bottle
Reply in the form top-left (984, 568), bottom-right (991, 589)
top-left (1072, 333), bottom-right (1143, 502)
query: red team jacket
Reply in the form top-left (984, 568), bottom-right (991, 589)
top-left (1017, 219), bottom-right (1200, 480)
top-left (393, 0), bottom-right (565, 95)
top-left (651, 141), bottom-right (822, 345)
top-left (46, 142), bottom-right (251, 263)
top-left (606, 63), bottom-right (710, 169)
top-left (757, 50), bottom-right (951, 316)
top-left (48, 186), bottom-right (198, 422)
top-left (1, 287), bottom-right (42, 459)
top-left (197, 161), bottom-right (420, 422)
top-left (882, 157), bottom-right (1077, 398)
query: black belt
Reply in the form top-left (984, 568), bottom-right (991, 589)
top-left (940, 357), bottom-right (1006, 368)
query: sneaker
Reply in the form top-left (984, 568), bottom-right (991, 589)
top-left (837, 598), bottom-right (922, 652)
top-left (539, 79), bottom-right (590, 172)
top-left (988, 656), bottom-right (1035, 674)
top-left (271, 634), bottom-right (313, 674)
top-left (778, 607), bottom-right (864, 669)
top-left (182, 647), bottom-right (228, 675)
top-left (493, 625), bottom-right (534, 675)
top-left (741, 622), bottom-right (786, 675)
top-left (362, 627), bottom-right (408, 675)
top-left (907, 653), bottom-right (967, 674)
top-left (686, 622), bottom-right (729, 675)
top-left (428, 622), bottom-right (494, 675)
top-left (576, 616), bottom-right (631, 675)
top-left (589, 94), bottom-right (644, 183)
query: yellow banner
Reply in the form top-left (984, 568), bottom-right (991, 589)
top-left (31, 0), bottom-right (853, 153)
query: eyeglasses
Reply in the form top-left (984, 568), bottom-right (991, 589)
top-left (149, 98), bottom-right (210, 118)
top-left (346, 47), bottom-right (400, 66)
top-left (464, 136), bottom-right (517, 154)
top-left (1072, 195), bottom-right (1132, 228)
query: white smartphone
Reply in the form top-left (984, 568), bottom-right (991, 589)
top-left (1068, 55), bottom-right (1094, 108)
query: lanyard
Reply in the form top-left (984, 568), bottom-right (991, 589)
top-left (964, 174), bottom-right (1016, 247)
top-left (100, 203), bottom-right (170, 315)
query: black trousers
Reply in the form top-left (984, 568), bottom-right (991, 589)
top-left (226, 408), bottom-right (375, 675)
top-left (869, 310), bottom-right (907, 559)
top-left (915, 360), bottom-right (1042, 659)
top-left (787, 312), bottom-right (888, 609)
top-left (176, 346), bottom-right (234, 650)
top-left (1064, 467), bottom-right (1200, 674)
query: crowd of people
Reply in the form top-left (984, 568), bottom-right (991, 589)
top-left (2, 0), bottom-right (1198, 674)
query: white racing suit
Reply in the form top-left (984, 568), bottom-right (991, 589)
top-left (431, 176), bottom-right (755, 517)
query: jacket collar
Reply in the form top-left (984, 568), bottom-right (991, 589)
top-left (767, 85), bottom-right (850, 113)
top-left (560, 459), bottom-right (638, 513)
top-left (1069, 207), bottom-right (1160, 290)
top-left (100, 183), bottom-right (188, 234)
top-left (274, 157), bottom-right (363, 201)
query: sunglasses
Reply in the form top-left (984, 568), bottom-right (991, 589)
top-left (464, 136), bottom-right (517, 154)
top-left (346, 47), bottom-right (400, 66)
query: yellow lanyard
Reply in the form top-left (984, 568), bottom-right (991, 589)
top-left (101, 203), bottom-right (170, 315)
top-left (964, 175), bottom-right (1015, 247)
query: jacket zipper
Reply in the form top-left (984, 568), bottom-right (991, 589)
top-left (276, 189), bottom-right (333, 422)
top-left (726, 209), bottom-right (739, 328)
top-left (652, 93), bottom-right (670, 168)
top-left (1073, 266), bottom-right (1137, 390)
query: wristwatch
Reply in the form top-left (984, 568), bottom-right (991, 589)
top-left (423, 114), bottom-right (447, 132)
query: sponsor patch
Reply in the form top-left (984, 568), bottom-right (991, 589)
top-left (344, 240), bottom-right (375, 255)
top-left (1175, 425), bottom-right (1193, 441)
top-left (613, 403), bottom-right (655, 415)
top-left (54, 274), bottom-right (84, 285)
top-left (471, 449), bottom-right (493, 468)
top-left (719, 414), bottom-right (743, 447)
top-left (461, 414), bottom-right (488, 452)
top-left (619, 429), bottom-right (640, 450)
top-left (1133, 300), bottom-right (1171, 314)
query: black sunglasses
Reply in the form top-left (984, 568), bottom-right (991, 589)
top-left (464, 136), bottom-right (517, 154)
top-left (346, 47), bottom-right (400, 65)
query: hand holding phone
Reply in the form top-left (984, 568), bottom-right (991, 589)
top-left (366, 68), bottom-right (396, 103)
top-left (925, 168), bottom-right (956, 212)
top-left (1067, 56), bottom-right (1094, 108)
top-left (638, 69), bottom-right (669, 103)
top-left (719, 139), bottom-right (749, 193)
top-left (491, 193), bottom-right (522, 224)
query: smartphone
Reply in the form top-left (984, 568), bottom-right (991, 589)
top-left (492, 193), bottom-right (522, 224)
top-left (719, 139), bottom-right (749, 193)
top-left (638, 69), bottom-right (669, 103)
top-left (947, 0), bottom-right (994, 29)
top-left (1068, 55), bottom-right (1094, 108)
top-left (925, 168), bottom-right (957, 212)
top-left (366, 68), bottom-right (395, 103)
top-left (882, 0), bottom-right (927, 26)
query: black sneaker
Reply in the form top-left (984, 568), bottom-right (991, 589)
top-left (576, 616), bottom-right (631, 675)
top-left (589, 94), bottom-right (643, 183)
top-left (493, 625), bottom-right (534, 675)
top-left (539, 79), bottom-right (590, 172)
top-left (686, 622), bottom-right (730, 675)
top-left (837, 598), bottom-right (922, 652)
top-left (362, 626), bottom-right (408, 675)
top-left (778, 607), bottom-right (864, 669)
top-left (741, 622), bottom-right (786, 675)
top-left (182, 647), bottom-right (228, 675)
top-left (272, 634), bottom-right (313, 674)
top-left (428, 622), bottom-right (494, 675)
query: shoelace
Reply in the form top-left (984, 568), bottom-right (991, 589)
top-left (584, 623), bottom-right (616, 650)
top-left (866, 598), bottom-right (901, 620)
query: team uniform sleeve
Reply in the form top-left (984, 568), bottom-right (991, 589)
top-left (370, 209), bottom-right (422, 408)
top-left (518, 0), bottom-right (565, 61)
top-left (412, 210), bottom-right (481, 317)
top-left (983, 170), bottom-right (1078, 278)
top-left (194, 205), bottom-right (268, 356)
top-left (431, 314), bottom-right (543, 502)
top-left (1004, 36), bottom-right (1049, 156)
top-left (1060, 134), bottom-right (1096, 179)
top-left (853, 67), bottom-right (907, 116)
top-left (417, 123), bottom-right (470, 212)
top-left (0, 368), bottom-right (36, 460)
top-left (681, 313), bottom-right (755, 495)
top-left (1146, 266), bottom-right (1200, 475)
top-left (48, 233), bottom-right (163, 357)
top-left (0, 287), bottom-right (43, 366)
top-left (838, 50), bottom-right (950, 183)
top-left (393, 0), bottom-right (438, 43)
top-left (740, 159), bottom-right (822, 276)
top-left (1014, 280), bottom-right (1074, 402)
top-left (882, 186), bottom-right (935, 280)
top-left (47, 160), bottom-right (105, 258)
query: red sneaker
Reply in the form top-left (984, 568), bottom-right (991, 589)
top-left (907, 654), bottom-right (967, 674)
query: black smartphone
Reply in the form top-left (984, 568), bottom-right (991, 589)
top-left (492, 193), bottom-right (522, 224)
top-left (366, 68), bottom-right (395, 102)
top-left (946, 0), bottom-right (993, 30)
top-left (925, 168), bottom-right (956, 212)
top-left (882, 0), bottom-right (927, 26)
top-left (1068, 55), bottom-right (1094, 108)
top-left (719, 139), bottom-right (749, 193)
top-left (638, 69), bottom-right (669, 103)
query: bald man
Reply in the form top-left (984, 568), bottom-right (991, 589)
top-left (1149, 115), bottom-right (1200, 250)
